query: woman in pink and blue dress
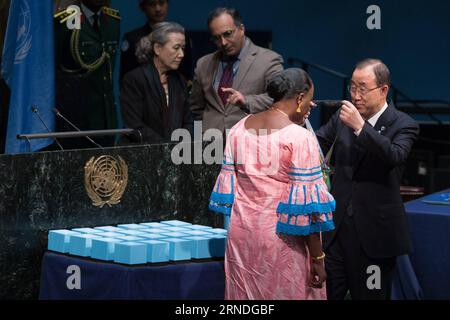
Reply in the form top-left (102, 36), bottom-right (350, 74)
top-left (209, 68), bottom-right (336, 300)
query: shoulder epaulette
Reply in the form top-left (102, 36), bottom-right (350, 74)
top-left (102, 7), bottom-right (121, 20)
top-left (54, 7), bottom-right (72, 23)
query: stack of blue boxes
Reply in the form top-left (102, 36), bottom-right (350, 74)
top-left (47, 220), bottom-right (227, 265)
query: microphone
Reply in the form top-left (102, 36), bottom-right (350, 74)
top-left (313, 100), bottom-right (343, 109)
top-left (31, 106), bottom-right (64, 151)
top-left (53, 108), bottom-right (104, 149)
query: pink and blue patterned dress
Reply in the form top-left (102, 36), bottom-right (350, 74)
top-left (209, 115), bottom-right (335, 300)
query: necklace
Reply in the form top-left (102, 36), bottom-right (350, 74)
top-left (272, 107), bottom-right (289, 118)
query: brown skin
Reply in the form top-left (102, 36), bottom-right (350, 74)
top-left (209, 13), bottom-right (248, 107)
top-left (141, 0), bottom-right (169, 26)
top-left (244, 84), bottom-right (315, 133)
top-left (244, 85), bottom-right (326, 288)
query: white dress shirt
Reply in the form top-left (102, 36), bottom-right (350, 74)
top-left (355, 102), bottom-right (388, 136)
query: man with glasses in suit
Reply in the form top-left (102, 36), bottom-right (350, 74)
top-left (189, 7), bottom-right (283, 135)
top-left (316, 59), bottom-right (419, 300)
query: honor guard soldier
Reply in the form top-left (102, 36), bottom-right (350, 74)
top-left (54, 0), bottom-right (120, 149)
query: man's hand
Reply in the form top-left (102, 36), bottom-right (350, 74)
top-left (339, 100), bottom-right (365, 132)
top-left (221, 87), bottom-right (247, 107)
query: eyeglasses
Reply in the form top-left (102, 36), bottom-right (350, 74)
top-left (210, 27), bottom-right (238, 43)
top-left (348, 84), bottom-right (383, 96)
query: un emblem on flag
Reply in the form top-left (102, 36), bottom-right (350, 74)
top-left (84, 155), bottom-right (128, 208)
top-left (15, 0), bottom-right (32, 63)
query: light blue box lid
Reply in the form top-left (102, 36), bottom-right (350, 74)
top-left (185, 224), bottom-right (213, 230)
top-left (202, 234), bottom-right (227, 239)
top-left (72, 233), bottom-right (103, 240)
top-left (209, 228), bottom-right (228, 235)
top-left (92, 237), bottom-right (123, 244)
top-left (183, 236), bottom-right (210, 241)
top-left (182, 230), bottom-right (212, 236)
top-left (115, 230), bottom-right (148, 236)
top-left (117, 224), bottom-right (148, 230)
top-left (160, 232), bottom-right (189, 238)
top-left (94, 226), bottom-right (122, 232)
top-left (162, 226), bottom-right (191, 232)
top-left (160, 220), bottom-right (192, 227)
top-left (140, 239), bottom-right (169, 245)
top-left (160, 238), bottom-right (191, 243)
top-left (139, 222), bottom-right (166, 228)
top-left (49, 230), bottom-right (80, 235)
top-left (72, 228), bottom-right (105, 234)
top-left (116, 241), bottom-right (146, 247)
top-left (139, 233), bottom-right (166, 239)
top-left (144, 228), bottom-right (173, 234)
top-left (116, 236), bottom-right (145, 241)
top-left (100, 232), bottom-right (125, 238)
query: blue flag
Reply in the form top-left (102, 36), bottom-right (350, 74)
top-left (1, 0), bottom-right (55, 154)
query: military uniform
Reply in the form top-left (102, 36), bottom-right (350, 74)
top-left (54, 3), bottom-right (120, 148)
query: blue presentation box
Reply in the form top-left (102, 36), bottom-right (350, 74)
top-left (201, 234), bottom-right (227, 257)
top-left (115, 229), bottom-right (148, 237)
top-left (160, 232), bottom-right (190, 238)
top-left (94, 226), bottom-right (123, 232)
top-left (141, 228), bottom-right (172, 234)
top-left (91, 238), bottom-right (123, 261)
top-left (115, 236), bottom-right (145, 242)
top-left (160, 226), bottom-right (190, 232)
top-left (48, 230), bottom-right (81, 253)
top-left (117, 224), bottom-right (148, 230)
top-left (183, 236), bottom-right (213, 259)
top-left (138, 233), bottom-right (167, 240)
top-left (98, 232), bottom-right (125, 238)
top-left (68, 234), bottom-right (103, 257)
top-left (114, 242), bottom-right (147, 265)
top-left (160, 238), bottom-right (192, 261)
top-left (160, 220), bottom-right (192, 227)
top-left (181, 230), bottom-right (212, 237)
top-left (72, 228), bottom-right (105, 235)
top-left (139, 222), bottom-right (169, 229)
top-left (140, 240), bottom-right (170, 263)
top-left (208, 228), bottom-right (228, 236)
top-left (185, 224), bottom-right (213, 231)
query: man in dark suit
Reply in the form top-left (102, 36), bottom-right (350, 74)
top-left (316, 59), bottom-right (419, 300)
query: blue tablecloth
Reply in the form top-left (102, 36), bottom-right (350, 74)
top-left (39, 252), bottom-right (225, 300)
top-left (392, 189), bottom-right (450, 300)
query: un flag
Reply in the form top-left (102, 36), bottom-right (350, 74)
top-left (1, 0), bottom-right (55, 154)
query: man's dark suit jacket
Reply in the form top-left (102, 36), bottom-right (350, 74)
top-left (316, 102), bottom-right (419, 259)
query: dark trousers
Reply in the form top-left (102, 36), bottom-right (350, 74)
top-left (325, 213), bottom-right (396, 300)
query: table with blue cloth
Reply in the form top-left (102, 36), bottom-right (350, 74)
top-left (39, 252), bottom-right (225, 300)
top-left (392, 189), bottom-right (450, 300)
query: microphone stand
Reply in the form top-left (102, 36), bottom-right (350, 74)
top-left (53, 108), bottom-right (104, 149)
top-left (31, 106), bottom-right (64, 150)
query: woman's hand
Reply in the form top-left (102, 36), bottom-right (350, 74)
top-left (310, 260), bottom-right (327, 288)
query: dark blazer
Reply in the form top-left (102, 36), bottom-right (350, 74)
top-left (316, 102), bottom-right (419, 259)
top-left (120, 63), bottom-right (192, 144)
top-left (189, 38), bottom-right (283, 133)
top-left (119, 23), bottom-right (194, 84)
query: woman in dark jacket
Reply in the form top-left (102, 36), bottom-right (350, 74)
top-left (120, 22), bottom-right (192, 144)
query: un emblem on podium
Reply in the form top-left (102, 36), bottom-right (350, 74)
top-left (84, 155), bottom-right (128, 208)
